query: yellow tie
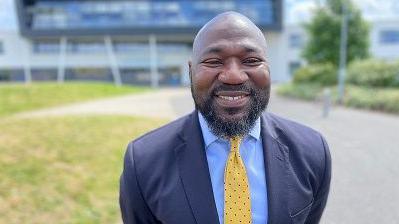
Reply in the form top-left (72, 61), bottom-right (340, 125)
top-left (224, 136), bottom-right (252, 224)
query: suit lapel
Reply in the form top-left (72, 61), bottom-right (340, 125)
top-left (175, 112), bottom-right (219, 224)
top-left (261, 113), bottom-right (292, 224)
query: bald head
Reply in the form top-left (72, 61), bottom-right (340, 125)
top-left (192, 11), bottom-right (267, 63)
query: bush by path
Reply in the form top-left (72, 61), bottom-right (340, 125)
top-left (277, 83), bottom-right (399, 114)
top-left (347, 59), bottom-right (399, 87)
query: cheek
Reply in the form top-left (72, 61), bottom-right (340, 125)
top-left (250, 65), bottom-right (270, 88)
top-left (192, 67), bottom-right (219, 92)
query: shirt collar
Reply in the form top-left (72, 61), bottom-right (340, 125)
top-left (198, 112), bottom-right (261, 148)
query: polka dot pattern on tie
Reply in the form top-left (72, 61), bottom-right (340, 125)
top-left (224, 136), bottom-right (251, 224)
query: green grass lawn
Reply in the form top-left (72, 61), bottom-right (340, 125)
top-left (277, 83), bottom-right (399, 114)
top-left (0, 82), bottom-right (149, 117)
top-left (0, 115), bottom-right (168, 224)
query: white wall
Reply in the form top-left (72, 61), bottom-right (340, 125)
top-left (265, 31), bottom-right (290, 82)
top-left (369, 19), bottom-right (399, 60)
top-left (0, 31), bottom-right (31, 68)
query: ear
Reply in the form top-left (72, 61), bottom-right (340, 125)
top-left (188, 61), bottom-right (193, 82)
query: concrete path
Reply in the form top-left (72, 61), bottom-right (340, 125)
top-left (17, 87), bottom-right (399, 224)
top-left (17, 88), bottom-right (194, 119)
top-left (268, 92), bottom-right (399, 224)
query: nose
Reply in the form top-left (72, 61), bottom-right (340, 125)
top-left (218, 59), bottom-right (248, 85)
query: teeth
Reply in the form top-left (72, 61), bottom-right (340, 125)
top-left (219, 95), bottom-right (245, 101)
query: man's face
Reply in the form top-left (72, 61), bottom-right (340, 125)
top-left (190, 28), bottom-right (271, 138)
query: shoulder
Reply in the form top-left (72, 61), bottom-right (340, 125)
top-left (265, 113), bottom-right (324, 145)
top-left (264, 112), bottom-right (330, 175)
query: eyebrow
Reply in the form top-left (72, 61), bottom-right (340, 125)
top-left (202, 47), bottom-right (223, 55)
top-left (202, 44), bottom-right (262, 56)
top-left (243, 46), bottom-right (260, 53)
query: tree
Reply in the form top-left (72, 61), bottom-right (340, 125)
top-left (302, 0), bottom-right (369, 66)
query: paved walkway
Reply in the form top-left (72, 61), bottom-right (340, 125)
top-left (268, 92), bottom-right (399, 224)
top-left (17, 88), bottom-right (194, 119)
top-left (17, 87), bottom-right (399, 224)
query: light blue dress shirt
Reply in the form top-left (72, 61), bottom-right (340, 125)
top-left (198, 113), bottom-right (268, 224)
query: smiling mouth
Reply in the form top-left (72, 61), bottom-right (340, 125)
top-left (218, 95), bottom-right (246, 101)
top-left (214, 91), bottom-right (250, 108)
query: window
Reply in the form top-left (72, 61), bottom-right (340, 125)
top-left (158, 44), bottom-right (187, 53)
top-left (33, 40), bottom-right (60, 53)
top-left (379, 30), bottom-right (399, 44)
top-left (31, 68), bottom-right (57, 81)
top-left (67, 40), bottom-right (105, 54)
top-left (27, 0), bottom-right (278, 30)
top-left (113, 42), bottom-right (148, 53)
top-left (0, 41), bottom-right (3, 54)
top-left (289, 34), bottom-right (303, 48)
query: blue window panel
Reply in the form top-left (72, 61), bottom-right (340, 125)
top-left (379, 30), bottom-right (399, 44)
top-left (32, 40), bottom-right (60, 54)
top-left (28, 0), bottom-right (278, 30)
top-left (289, 34), bottom-right (303, 48)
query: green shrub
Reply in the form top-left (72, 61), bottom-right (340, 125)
top-left (276, 83), bottom-right (324, 100)
top-left (277, 83), bottom-right (399, 114)
top-left (344, 86), bottom-right (399, 113)
top-left (347, 59), bottom-right (399, 87)
top-left (293, 63), bottom-right (337, 86)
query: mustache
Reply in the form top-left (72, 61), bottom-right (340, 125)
top-left (210, 83), bottom-right (254, 95)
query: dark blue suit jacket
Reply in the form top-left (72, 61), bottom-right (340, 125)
top-left (120, 111), bottom-right (331, 224)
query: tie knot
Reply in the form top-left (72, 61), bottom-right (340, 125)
top-left (230, 136), bottom-right (241, 152)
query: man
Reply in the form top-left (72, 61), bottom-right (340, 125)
top-left (120, 12), bottom-right (331, 224)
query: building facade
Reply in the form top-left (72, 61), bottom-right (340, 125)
top-left (284, 19), bottom-right (399, 78)
top-left (0, 0), bottom-right (288, 86)
top-left (1, 1), bottom-right (399, 86)
top-left (369, 19), bottom-right (399, 60)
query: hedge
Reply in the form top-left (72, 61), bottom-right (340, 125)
top-left (347, 59), bottom-right (399, 87)
top-left (277, 83), bottom-right (399, 114)
top-left (293, 63), bottom-right (337, 86)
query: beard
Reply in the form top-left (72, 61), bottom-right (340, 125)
top-left (191, 82), bottom-right (270, 139)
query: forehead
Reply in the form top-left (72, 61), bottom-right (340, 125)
top-left (194, 25), bottom-right (266, 58)
top-left (200, 38), bottom-right (264, 57)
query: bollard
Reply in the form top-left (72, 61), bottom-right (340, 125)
top-left (323, 88), bottom-right (331, 118)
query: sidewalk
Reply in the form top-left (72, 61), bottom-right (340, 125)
top-left (268, 90), bottom-right (399, 224)
top-left (17, 87), bottom-right (399, 224)
top-left (16, 87), bottom-right (194, 119)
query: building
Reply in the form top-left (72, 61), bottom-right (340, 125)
top-left (284, 19), bottom-right (399, 78)
top-left (369, 19), bottom-right (399, 60)
top-left (1, 1), bottom-right (399, 86)
top-left (0, 0), bottom-right (288, 86)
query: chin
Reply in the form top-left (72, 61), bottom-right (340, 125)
top-left (217, 104), bottom-right (249, 120)
top-left (219, 111), bottom-right (247, 123)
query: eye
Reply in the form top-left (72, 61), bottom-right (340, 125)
top-left (201, 58), bottom-right (223, 67)
top-left (243, 57), bottom-right (262, 66)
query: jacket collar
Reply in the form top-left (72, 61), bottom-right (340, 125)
top-left (175, 111), bottom-right (220, 224)
top-left (261, 112), bottom-right (291, 223)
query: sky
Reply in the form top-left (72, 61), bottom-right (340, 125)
top-left (0, 0), bottom-right (398, 31)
